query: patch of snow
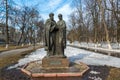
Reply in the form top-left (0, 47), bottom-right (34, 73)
top-left (90, 71), bottom-right (100, 75)
top-left (67, 41), bottom-right (70, 44)
top-left (66, 47), bottom-right (120, 68)
top-left (8, 48), bottom-right (47, 69)
top-left (72, 41), bottom-right (80, 46)
top-left (70, 41), bottom-right (120, 49)
top-left (8, 46), bottom-right (120, 69)
top-left (89, 76), bottom-right (102, 80)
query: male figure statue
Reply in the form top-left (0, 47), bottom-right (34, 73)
top-left (44, 13), bottom-right (57, 56)
top-left (56, 14), bottom-right (66, 57)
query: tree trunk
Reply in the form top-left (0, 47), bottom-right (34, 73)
top-left (5, 0), bottom-right (9, 48)
top-left (17, 27), bottom-right (25, 45)
top-left (97, 0), bottom-right (112, 49)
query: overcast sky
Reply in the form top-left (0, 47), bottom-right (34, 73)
top-left (13, 0), bottom-right (75, 22)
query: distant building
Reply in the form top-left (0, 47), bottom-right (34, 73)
top-left (0, 23), bottom-right (18, 43)
top-left (0, 23), bottom-right (25, 44)
top-left (0, 23), bottom-right (6, 44)
top-left (0, 23), bottom-right (5, 39)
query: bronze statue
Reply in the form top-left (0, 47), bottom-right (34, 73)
top-left (44, 13), bottom-right (66, 57)
top-left (44, 13), bottom-right (57, 56)
top-left (56, 14), bottom-right (66, 57)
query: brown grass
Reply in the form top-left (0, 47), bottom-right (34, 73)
top-left (0, 49), bottom-right (34, 68)
top-left (0, 46), bottom-right (42, 68)
top-left (107, 67), bottom-right (120, 80)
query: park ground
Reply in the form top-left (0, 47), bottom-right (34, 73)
top-left (0, 45), bottom-right (120, 80)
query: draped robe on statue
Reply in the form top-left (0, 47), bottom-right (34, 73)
top-left (44, 19), bottom-right (57, 56)
top-left (56, 20), bottom-right (66, 57)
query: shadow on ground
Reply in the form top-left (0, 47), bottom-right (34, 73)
top-left (68, 53), bottom-right (90, 62)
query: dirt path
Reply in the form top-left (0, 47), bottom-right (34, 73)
top-left (0, 46), bottom-right (39, 58)
top-left (0, 45), bottom-right (42, 69)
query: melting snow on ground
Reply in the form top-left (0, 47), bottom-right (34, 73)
top-left (8, 48), bottom-right (47, 69)
top-left (90, 71), bottom-right (100, 75)
top-left (66, 47), bottom-right (120, 68)
top-left (8, 46), bottom-right (120, 69)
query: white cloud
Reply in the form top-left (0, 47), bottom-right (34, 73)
top-left (49, 0), bottom-right (61, 8)
top-left (39, 0), bottom-right (62, 13)
top-left (41, 3), bottom-right (74, 23)
top-left (39, 0), bottom-right (63, 20)
top-left (39, 0), bottom-right (75, 25)
top-left (41, 13), bottom-right (49, 22)
top-left (55, 3), bottom-right (74, 22)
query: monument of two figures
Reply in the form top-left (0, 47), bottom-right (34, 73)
top-left (21, 13), bottom-right (89, 78)
top-left (44, 13), bottom-right (66, 57)
top-left (43, 13), bottom-right (68, 68)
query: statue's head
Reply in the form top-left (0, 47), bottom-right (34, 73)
top-left (58, 14), bottom-right (63, 20)
top-left (49, 13), bottom-right (54, 20)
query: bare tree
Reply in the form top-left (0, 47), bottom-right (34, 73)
top-left (109, 0), bottom-right (120, 42)
top-left (68, 0), bottom-right (119, 49)
top-left (5, 0), bottom-right (9, 48)
top-left (0, 0), bottom-right (16, 47)
top-left (97, 0), bottom-right (112, 49)
top-left (13, 6), bottom-right (42, 45)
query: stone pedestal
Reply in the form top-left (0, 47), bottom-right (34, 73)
top-left (42, 56), bottom-right (69, 68)
top-left (21, 56), bottom-right (89, 79)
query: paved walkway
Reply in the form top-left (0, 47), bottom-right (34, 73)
top-left (68, 44), bottom-right (120, 57)
top-left (0, 46), bottom-right (40, 58)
